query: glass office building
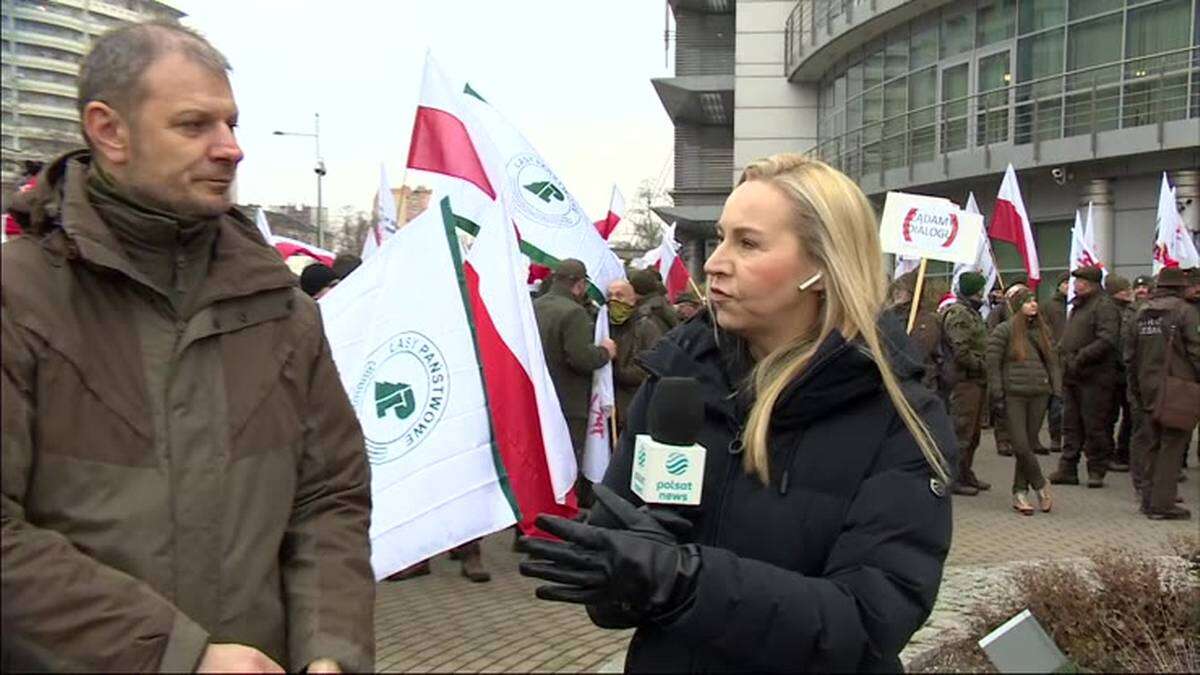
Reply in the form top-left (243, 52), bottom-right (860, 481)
top-left (661, 0), bottom-right (1199, 287)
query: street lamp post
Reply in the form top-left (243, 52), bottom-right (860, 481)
top-left (273, 113), bottom-right (327, 249)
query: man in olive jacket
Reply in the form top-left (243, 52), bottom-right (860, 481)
top-left (1, 22), bottom-right (373, 673)
top-left (533, 259), bottom-right (616, 457)
top-left (1123, 267), bottom-right (1200, 519)
top-left (941, 272), bottom-right (991, 495)
top-left (1051, 265), bottom-right (1121, 488)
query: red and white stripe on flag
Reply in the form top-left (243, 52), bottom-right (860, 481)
top-left (989, 164), bottom-right (1040, 289)
top-left (656, 222), bottom-right (692, 302)
top-left (594, 185), bottom-right (625, 240)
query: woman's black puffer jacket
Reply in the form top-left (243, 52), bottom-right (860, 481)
top-left (593, 311), bottom-right (957, 673)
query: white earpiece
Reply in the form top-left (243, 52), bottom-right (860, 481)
top-left (797, 272), bottom-right (823, 292)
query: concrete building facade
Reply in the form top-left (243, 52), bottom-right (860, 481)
top-left (656, 0), bottom-right (1200, 287)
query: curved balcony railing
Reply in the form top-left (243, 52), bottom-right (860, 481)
top-left (808, 46), bottom-right (1199, 184)
top-left (786, 0), bottom-right (878, 75)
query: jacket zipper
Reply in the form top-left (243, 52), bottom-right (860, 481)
top-left (708, 416), bottom-right (744, 547)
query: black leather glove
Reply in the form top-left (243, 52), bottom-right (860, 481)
top-left (518, 484), bottom-right (701, 623)
top-left (576, 488), bottom-right (695, 629)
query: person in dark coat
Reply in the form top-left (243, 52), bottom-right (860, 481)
top-left (1043, 272), bottom-right (1070, 453)
top-left (884, 269), bottom-right (942, 393)
top-left (533, 259), bottom-right (616, 506)
top-left (629, 268), bottom-right (679, 334)
top-left (519, 154), bottom-right (955, 672)
top-left (1125, 267), bottom-right (1200, 519)
top-left (1051, 265), bottom-right (1121, 488)
top-left (607, 279), bottom-right (665, 433)
top-left (987, 290), bottom-right (1060, 515)
top-left (986, 281), bottom-right (1029, 457)
top-left (1106, 274), bottom-right (1136, 472)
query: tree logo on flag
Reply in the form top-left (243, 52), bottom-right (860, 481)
top-left (524, 180), bottom-right (565, 204)
top-left (507, 153), bottom-right (583, 229)
top-left (352, 331), bottom-right (450, 465)
top-left (375, 382), bottom-right (416, 420)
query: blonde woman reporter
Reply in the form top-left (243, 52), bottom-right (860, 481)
top-left (520, 155), bottom-right (956, 672)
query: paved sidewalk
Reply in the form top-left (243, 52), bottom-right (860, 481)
top-left (374, 430), bottom-right (1199, 672)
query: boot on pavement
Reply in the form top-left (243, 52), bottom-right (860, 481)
top-left (1147, 506), bottom-right (1191, 521)
top-left (965, 471), bottom-right (991, 491)
top-left (1049, 466), bottom-right (1079, 485)
top-left (1086, 471), bottom-right (1106, 488)
top-left (460, 546), bottom-right (491, 583)
top-left (1034, 486), bottom-right (1053, 513)
top-left (952, 482), bottom-right (980, 496)
top-left (1012, 491), bottom-right (1035, 516)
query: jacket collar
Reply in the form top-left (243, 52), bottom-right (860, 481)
top-left (11, 150), bottom-right (298, 310)
top-left (639, 310), bottom-right (922, 429)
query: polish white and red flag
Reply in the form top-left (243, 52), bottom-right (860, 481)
top-left (1067, 204), bottom-right (1106, 310)
top-left (989, 164), bottom-right (1040, 289)
top-left (273, 236), bottom-right (335, 267)
top-left (253, 207), bottom-right (336, 267)
top-left (655, 222), bottom-right (692, 302)
top-left (404, 52), bottom-right (581, 532)
top-left (1152, 172), bottom-right (1199, 274)
top-left (361, 163), bottom-right (399, 261)
top-left (951, 192), bottom-right (998, 318)
top-left (594, 185), bottom-right (625, 240)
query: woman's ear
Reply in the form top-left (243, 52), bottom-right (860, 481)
top-left (82, 101), bottom-right (131, 166)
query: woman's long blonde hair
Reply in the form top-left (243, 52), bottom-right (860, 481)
top-left (732, 154), bottom-right (950, 485)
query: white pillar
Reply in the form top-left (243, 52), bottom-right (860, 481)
top-left (1080, 179), bottom-right (1114, 267)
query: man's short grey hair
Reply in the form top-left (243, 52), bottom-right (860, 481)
top-left (78, 19), bottom-right (231, 120)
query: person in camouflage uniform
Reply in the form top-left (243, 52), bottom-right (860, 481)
top-left (941, 272), bottom-right (991, 495)
top-left (1106, 274), bottom-right (1136, 472)
top-left (1124, 267), bottom-right (1200, 520)
top-left (1050, 266), bottom-right (1121, 488)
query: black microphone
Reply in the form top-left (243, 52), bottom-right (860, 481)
top-left (633, 377), bottom-right (707, 505)
top-left (647, 377), bottom-right (704, 447)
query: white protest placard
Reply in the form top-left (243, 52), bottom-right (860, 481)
top-left (879, 191), bottom-right (983, 265)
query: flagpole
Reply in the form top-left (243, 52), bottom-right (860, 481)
top-left (906, 258), bottom-right (928, 334)
top-left (688, 276), bottom-right (706, 301)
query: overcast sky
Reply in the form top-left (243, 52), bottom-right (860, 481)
top-left (176, 1), bottom-right (676, 223)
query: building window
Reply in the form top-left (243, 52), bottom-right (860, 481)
top-left (1019, 0), bottom-right (1066, 35)
top-left (941, 6), bottom-right (974, 58)
top-left (976, 0), bottom-right (1016, 48)
top-left (977, 50), bottom-right (1012, 144)
top-left (885, 27), bottom-right (909, 80)
top-left (1016, 28), bottom-right (1065, 142)
top-left (910, 18), bottom-right (939, 70)
top-left (1064, 13), bottom-right (1122, 135)
top-left (1069, 0), bottom-right (1123, 21)
top-left (863, 47), bottom-right (884, 90)
top-left (941, 62), bottom-right (970, 152)
top-left (1123, 0), bottom-right (1193, 127)
top-left (908, 67), bottom-right (937, 162)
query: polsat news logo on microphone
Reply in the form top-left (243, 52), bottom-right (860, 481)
top-left (665, 452), bottom-right (690, 476)
top-left (632, 439), bottom-right (706, 506)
